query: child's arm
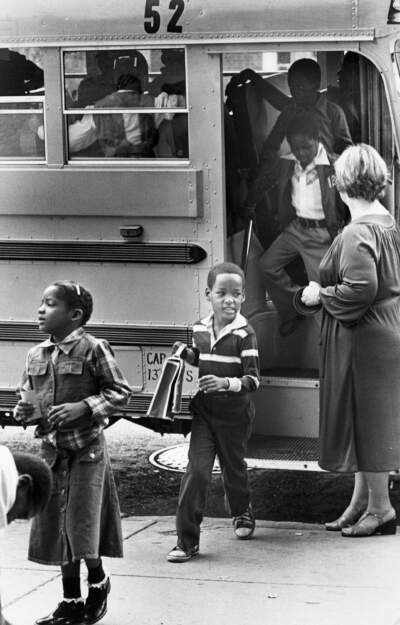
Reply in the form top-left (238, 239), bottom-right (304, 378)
top-left (13, 358), bottom-right (37, 424)
top-left (48, 340), bottom-right (131, 429)
top-left (239, 330), bottom-right (260, 392)
top-left (13, 399), bottom-right (36, 423)
top-left (199, 332), bottom-right (260, 394)
top-left (212, 331), bottom-right (259, 394)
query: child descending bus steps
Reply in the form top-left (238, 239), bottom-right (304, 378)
top-left (167, 262), bottom-right (260, 563)
top-left (244, 111), bottom-right (349, 337)
top-left (13, 280), bottom-right (131, 625)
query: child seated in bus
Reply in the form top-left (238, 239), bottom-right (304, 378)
top-left (246, 112), bottom-right (348, 336)
top-left (13, 280), bottom-right (131, 625)
top-left (167, 262), bottom-right (260, 562)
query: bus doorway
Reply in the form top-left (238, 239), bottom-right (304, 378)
top-left (222, 48), bottom-right (397, 465)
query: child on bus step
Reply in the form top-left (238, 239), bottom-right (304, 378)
top-left (167, 262), bottom-right (260, 562)
top-left (245, 112), bottom-right (349, 336)
top-left (13, 280), bottom-right (131, 625)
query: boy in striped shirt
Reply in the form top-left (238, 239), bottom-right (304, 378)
top-left (167, 262), bottom-right (260, 563)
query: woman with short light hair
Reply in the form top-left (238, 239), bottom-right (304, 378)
top-left (334, 142), bottom-right (388, 202)
top-left (302, 143), bottom-right (400, 537)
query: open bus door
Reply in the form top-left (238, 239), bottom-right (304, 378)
top-left (223, 48), bottom-right (398, 469)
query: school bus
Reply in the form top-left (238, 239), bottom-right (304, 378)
top-left (0, 0), bottom-right (399, 466)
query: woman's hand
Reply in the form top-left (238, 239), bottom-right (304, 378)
top-left (301, 281), bottom-right (322, 307)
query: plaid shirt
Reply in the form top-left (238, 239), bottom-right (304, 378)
top-left (18, 327), bottom-right (131, 450)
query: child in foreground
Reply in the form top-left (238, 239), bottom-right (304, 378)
top-left (167, 262), bottom-right (260, 563)
top-left (14, 281), bottom-right (131, 625)
top-left (0, 445), bottom-right (53, 625)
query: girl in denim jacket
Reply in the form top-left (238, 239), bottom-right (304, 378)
top-left (14, 281), bottom-right (131, 625)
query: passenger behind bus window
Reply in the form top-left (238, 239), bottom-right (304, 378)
top-left (148, 49), bottom-right (186, 97)
top-left (245, 112), bottom-right (349, 337)
top-left (153, 80), bottom-right (188, 158)
top-left (77, 51), bottom-right (116, 109)
top-left (0, 48), bottom-right (43, 96)
top-left (0, 49), bottom-right (44, 158)
top-left (113, 50), bottom-right (151, 97)
top-left (63, 74), bottom-right (157, 158)
top-left (77, 49), bottom-right (152, 109)
top-left (239, 58), bottom-right (352, 160)
top-left (94, 73), bottom-right (157, 158)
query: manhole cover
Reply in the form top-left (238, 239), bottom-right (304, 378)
top-left (149, 443), bottom-right (221, 474)
top-left (149, 444), bottom-right (322, 473)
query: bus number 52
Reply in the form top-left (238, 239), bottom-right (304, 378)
top-left (144, 0), bottom-right (185, 34)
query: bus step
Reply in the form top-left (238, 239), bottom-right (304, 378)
top-left (246, 435), bottom-right (322, 471)
top-left (261, 368), bottom-right (319, 387)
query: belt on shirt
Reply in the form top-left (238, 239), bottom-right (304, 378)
top-left (295, 217), bottom-right (327, 229)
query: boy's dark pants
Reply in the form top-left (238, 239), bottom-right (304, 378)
top-left (176, 394), bottom-right (254, 551)
top-left (260, 219), bottom-right (331, 323)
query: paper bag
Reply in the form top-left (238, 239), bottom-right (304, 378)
top-left (146, 351), bottom-right (185, 421)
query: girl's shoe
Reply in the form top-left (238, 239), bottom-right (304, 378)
top-left (35, 600), bottom-right (84, 625)
top-left (83, 576), bottom-right (110, 624)
top-left (341, 509), bottom-right (397, 537)
top-left (325, 506), bottom-right (365, 531)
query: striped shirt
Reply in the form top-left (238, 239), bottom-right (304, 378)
top-left (191, 313), bottom-right (260, 393)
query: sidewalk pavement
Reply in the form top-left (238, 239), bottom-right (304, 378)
top-left (2, 516), bottom-right (400, 625)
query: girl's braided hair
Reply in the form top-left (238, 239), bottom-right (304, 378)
top-left (52, 281), bottom-right (93, 325)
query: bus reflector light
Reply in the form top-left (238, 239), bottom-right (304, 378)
top-left (120, 225), bottom-right (144, 241)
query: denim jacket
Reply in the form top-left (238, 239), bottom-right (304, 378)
top-left (19, 328), bottom-right (131, 450)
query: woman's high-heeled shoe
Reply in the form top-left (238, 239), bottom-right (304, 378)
top-left (341, 509), bottom-right (397, 537)
top-left (325, 507), bottom-right (365, 531)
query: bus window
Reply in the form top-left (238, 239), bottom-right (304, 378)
top-left (0, 48), bottom-right (45, 160)
top-left (63, 48), bottom-right (188, 159)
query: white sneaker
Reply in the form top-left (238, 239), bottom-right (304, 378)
top-left (233, 507), bottom-right (255, 540)
top-left (167, 544), bottom-right (199, 562)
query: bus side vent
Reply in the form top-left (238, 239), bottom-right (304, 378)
top-left (0, 241), bottom-right (207, 264)
top-left (0, 390), bottom-right (191, 421)
top-left (0, 322), bottom-right (192, 346)
top-left (124, 395), bottom-right (191, 415)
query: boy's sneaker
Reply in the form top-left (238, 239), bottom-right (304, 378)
top-left (167, 544), bottom-right (199, 562)
top-left (35, 600), bottom-right (84, 625)
top-left (233, 507), bottom-right (255, 540)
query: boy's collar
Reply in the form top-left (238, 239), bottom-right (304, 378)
top-left (200, 312), bottom-right (247, 331)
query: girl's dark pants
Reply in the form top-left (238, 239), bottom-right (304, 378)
top-left (176, 392), bottom-right (254, 551)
